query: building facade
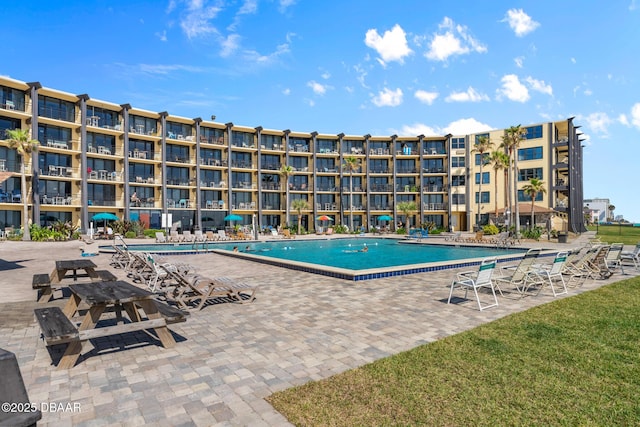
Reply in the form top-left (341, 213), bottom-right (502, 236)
top-left (0, 76), bottom-right (586, 234)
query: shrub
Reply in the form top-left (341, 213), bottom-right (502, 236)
top-left (144, 229), bottom-right (164, 239)
top-left (483, 224), bottom-right (500, 235)
top-left (521, 226), bottom-right (543, 241)
top-left (124, 231), bottom-right (136, 238)
top-left (333, 224), bottom-right (348, 234)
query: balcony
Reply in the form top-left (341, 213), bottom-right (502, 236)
top-left (43, 165), bottom-right (73, 177)
top-left (41, 194), bottom-right (73, 205)
top-left (45, 139), bottom-right (70, 150)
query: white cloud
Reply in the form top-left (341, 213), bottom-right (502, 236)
top-left (282, 88), bottom-right (291, 96)
top-left (307, 80), bottom-right (329, 95)
top-left (238, 0), bottom-right (258, 15)
top-left (425, 17), bottom-right (487, 62)
top-left (584, 89), bottom-right (593, 96)
top-left (502, 9), bottom-right (540, 37)
top-left (372, 87), bottom-right (403, 107)
top-left (514, 56), bottom-right (524, 68)
top-left (445, 87), bottom-right (489, 103)
top-left (631, 103), bottom-right (640, 128)
top-left (279, 0), bottom-right (296, 12)
top-left (497, 74), bottom-right (530, 102)
top-left (630, 0), bottom-right (637, 10)
top-left (571, 57), bottom-right (576, 64)
top-left (243, 42), bottom-right (290, 64)
top-left (220, 34), bottom-right (241, 57)
top-left (618, 114), bottom-right (629, 126)
top-left (178, 1), bottom-right (222, 39)
top-left (414, 90), bottom-right (439, 105)
top-left (155, 30), bottom-right (168, 42)
top-left (583, 112), bottom-right (613, 135)
top-left (345, 86), bottom-right (354, 94)
top-left (321, 71), bottom-right (331, 80)
top-left (443, 118), bottom-right (493, 135)
top-left (364, 24), bottom-right (413, 66)
top-left (399, 123), bottom-right (440, 136)
top-left (525, 76), bottom-right (553, 96)
top-left (137, 63), bottom-right (204, 76)
top-left (353, 64), bottom-right (369, 89)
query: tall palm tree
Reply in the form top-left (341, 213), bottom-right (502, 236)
top-left (489, 150), bottom-right (509, 216)
top-left (397, 201), bottom-right (417, 231)
top-left (5, 128), bottom-right (39, 241)
top-left (291, 198), bottom-right (309, 235)
top-left (472, 136), bottom-right (493, 229)
top-left (608, 204), bottom-right (616, 222)
top-left (342, 155), bottom-right (361, 231)
top-left (501, 125), bottom-right (527, 236)
top-left (279, 164), bottom-right (294, 227)
top-left (522, 178), bottom-right (546, 230)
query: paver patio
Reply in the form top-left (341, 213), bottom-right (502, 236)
top-left (0, 233), bottom-right (635, 426)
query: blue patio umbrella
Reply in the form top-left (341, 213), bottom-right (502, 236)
top-left (378, 215), bottom-right (393, 221)
top-left (92, 212), bottom-right (120, 221)
top-left (224, 214), bottom-right (243, 222)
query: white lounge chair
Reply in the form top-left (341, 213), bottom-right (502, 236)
top-left (448, 257), bottom-right (498, 311)
top-left (155, 232), bottom-right (167, 243)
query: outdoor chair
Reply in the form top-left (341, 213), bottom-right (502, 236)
top-left (205, 231), bottom-right (217, 241)
top-left (182, 230), bottom-right (195, 243)
top-left (448, 257), bottom-right (499, 311)
top-left (586, 245), bottom-right (613, 279)
top-left (161, 268), bottom-right (258, 310)
top-left (168, 230), bottom-right (183, 243)
top-left (217, 230), bottom-right (231, 241)
top-left (562, 246), bottom-right (599, 286)
top-left (155, 232), bottom-right (167, 243)
top-left (530, 251), bottom-right (569, 297)
top-left (604, 243), bottom-right (626, 275)
top-left (193, 230), bottom-right (206, 242)
top-left (620, 242), bottom-right (640, 269)
top-left (494, 248), bottom-right (543, 298)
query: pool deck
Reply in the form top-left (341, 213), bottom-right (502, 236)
top-left (1, 232), bottom-right (637, 426)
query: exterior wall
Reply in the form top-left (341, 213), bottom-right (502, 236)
top-left (0, 76), bottom-right (585, 235)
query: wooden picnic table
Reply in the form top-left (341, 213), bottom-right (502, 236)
top-left (51, 259), bottom-right (100, 283)
top-left (35, 280), bottom-right (182, 369)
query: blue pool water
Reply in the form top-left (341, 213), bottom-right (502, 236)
top-left (116, 238), bottom-right (525, 271)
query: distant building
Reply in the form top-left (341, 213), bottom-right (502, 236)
top-left (584, 198), bottom-right (610, 223)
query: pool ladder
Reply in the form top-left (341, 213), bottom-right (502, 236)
top-left (191, 241), bottom-right (209, 252)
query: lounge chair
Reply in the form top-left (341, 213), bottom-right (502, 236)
top-left (182, 230), bottom-right (195, 243)
top-left (162, 268), bottom-right (258, 310)
top-left (604, 243), bottom-right (626, 275)
top-left (444, 232), bottom-right (462, 242)
top-left (217, 230), bottom-right (231, 241)
top-left (205, 231), bottom-right (217, 241)
top-left (193, 230), bottom-right (206, 242)
top-left (586, 245), bottom-right (613, 279)
top-left (282, 229), bottom-right (294, 239)
top-left (494, 248), bottom-right (543, 297)
top-left (562, 246), bottom-right (599, 286)
top-left (530, 251), bottom-right (569, 297)
top-left (155, 232), bottom-right (167, 243)
top-left (620, 242), bottom-right (640, 269)
top-left (448, 257), bottom-right (499, 311)
top-left (168, 230), bottom-right (183, 243)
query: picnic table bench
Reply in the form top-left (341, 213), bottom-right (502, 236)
top-left (34, 281), bottom-right (187, 369)
top-left (33, 264), bottom-right (119, 303)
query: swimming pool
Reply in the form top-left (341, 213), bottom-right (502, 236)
top-left (105, 237), bottom-right (531, 281)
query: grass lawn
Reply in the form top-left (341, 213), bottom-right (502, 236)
top-left (267, 277), bottom-right (640, 426)
top-left (589, 224), bottom-right (640, 246)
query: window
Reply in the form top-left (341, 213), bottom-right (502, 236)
top-left (474, 153), bottom-right (490, 166)
top-left (475, 191), bottom-right (490, 203)
top-left (128, 163), bottom-right (153, 181)
top-left (518, 190), bottom-right (543, 202)
top-left (451, 157), bottom-right (465, 167)
top-left (451, 137), bottom-right (465, 149)
top-left (38, 95), bottom-right (75, 122)
top-left (87, 133), bottom-right (116, 152)
top-left (130, 115), bottom-right (157, 135)
top-left (165, 121), bottom-right (192, 138)
top-left (524, 125), bottom-right (543, 140)
top-left (369, 159), bottom-right (389, 173)
top-left (260, 154), bottom-right (280, 170)
top-left (232, 131), bottom-right (254, 147)
top-left (201, 126), bottom-right (225, 144)
top-left (474, 172), bottom-right (490, 184)
top-left (518, 146), bottom-right (543, 161)
top-left (166, 166), bottom-right (190, 186)
top-left (451, 193), bottom-right (465, 205)
top-left (518, 167), bottom-right (543, 181)
top-left (451, 175), bottom-right (466, 187)
top-left (87, 183), bottom-right (116, 206)
top-left (474, 133), bottom-right (489, 143)
top-left (86, 106), bottom-right (119, 128)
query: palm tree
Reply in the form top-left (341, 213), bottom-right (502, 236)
top-left (291, 198), bottom-right (309, 235)
top-left (342, 155), bottom-right (361, 231)
top-left (608, 204), bottom-right (616, 222)
top-left (5, 128), bottom-right (39, 241)
top-left (472, 136), bottom-right (493, 229)
top-left (279, 164), bottom-right (294, 227)
top-left (489, 150), bottom-right (509, 217)
top-left (501, 125), bottom-right (527, 236)
top-left (397, 201), bottom-right (417, 231)
top-left (522, 178), bottom-right (546, 230)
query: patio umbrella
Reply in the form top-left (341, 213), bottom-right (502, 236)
top-left (316, 215), bottom-right (333, 221)
top-left (224, 214), bottom-right (243, 222)
top-left (92, 212), bottom-right (120, 222)
top-left (378, 215), bottom-right (393, 221)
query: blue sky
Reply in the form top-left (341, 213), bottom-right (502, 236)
top-left (3, 1), bottom-right (640, 220)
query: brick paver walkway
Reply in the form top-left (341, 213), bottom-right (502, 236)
top-left (0, 233), bottom-right (635, 426)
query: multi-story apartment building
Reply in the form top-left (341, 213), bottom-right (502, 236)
top-left (0, 76), bottom-right (586, 235)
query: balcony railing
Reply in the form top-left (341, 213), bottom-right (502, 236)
top-left (39, 106), bottom-right (75, 122)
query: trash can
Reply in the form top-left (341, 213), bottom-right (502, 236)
top-left (557, 232), bottom-right (568, 243)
